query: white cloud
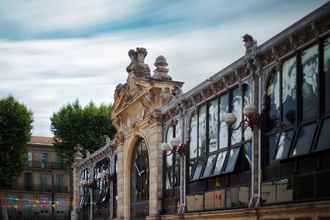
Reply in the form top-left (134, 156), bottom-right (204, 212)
top-left (0, 0), bottom-right (142, 33)
top-left (0, 0), bottom-right (328, 136)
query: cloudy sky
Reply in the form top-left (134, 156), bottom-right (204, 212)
top-left (0, 0), bottom-right (328, 136)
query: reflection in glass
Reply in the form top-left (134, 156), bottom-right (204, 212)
top-left (166, 126), bottom-right (174, 143)
top-left (192, 163), bottom-right (203, 181)
top-left (231, 88), bottom-right (242, 145)
top-left (199, 105), bottom-right (207, 156)
top-left (213, 151), bottom-right (226, 175)
top-left (268, 134), bottom-right (279, 162)
top-left (190, 113), bottom-right (198, 159)
top-left (302, 45), bottom-right (319, 120)
top-left (316, 118), bottom-right (330, 151)
top-left (219, 94), bottom-right (229, 149)
top-left (266, 72), bottom-right (280, 130)
top-left (165, 154), bottom-right (173, 189)
top-left (202, 154), bottom-right (217, 178)
top-left (275, 130), bottom-right (294, 160)
top-left (243, 84), bottom-right (252, 140)
top-left (224, 148), bottom-right (240, 173)
top-left (282, 57), bottom-right (297, 125)
top-left (243, 142), bottom-right (252, 165)
top-left (324, 38), bottom-right (330, 113)
top-left (189, 160), bottom-right (196, 180)
top-left (173, 153), bottom-right (180, 187)
top-left (209, 99), bottom-right (218, 153)
top-left (292, 123), bottom-right (317, 156)
top-left (175, 120), bottom-right (182, 140)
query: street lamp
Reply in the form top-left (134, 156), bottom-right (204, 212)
top-left (160, 137), bottom-right (186, 156)
top-left (224, 104), bottom-right (261, 130)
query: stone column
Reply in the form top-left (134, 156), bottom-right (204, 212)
top-left (115, 147), bottom-right (125, 219)
top-left (147, 124), bottom-right (163, 219)
top-left (71, 165), bottom-right (79, 220)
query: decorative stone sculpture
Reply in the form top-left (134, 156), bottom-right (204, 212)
top-left (243, 34), bottom-right (258, 72)
top-left (126, 47), bottom-right (151, 77)
top-left (153, 55), bottom-right (172, 80)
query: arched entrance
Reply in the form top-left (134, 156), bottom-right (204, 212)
top-left (131, 138), bottom-right (149, 219)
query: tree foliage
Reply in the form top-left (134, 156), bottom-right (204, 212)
top-left (51, 100), bottom-right (116, 165)
top-left (0, 96), bottom-right (33, 187)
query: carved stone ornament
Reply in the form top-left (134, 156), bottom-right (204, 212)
top-left (126, 47), bottom-right (151, 78)
top-left (114, 132), bottom-right (125, 146)
top-left (243, 34), bottom-right (258, 72)
top-left (153, 55), bottom-right (172, 80)
top-left (150, 108), bottom-right (162, 122)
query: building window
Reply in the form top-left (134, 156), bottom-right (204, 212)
top-left (27, 152), bottom-right (32, 167)
top-left (41, 152), bottom-right (48, 168)
top-left (324, 38), bottom-right (330, 113)
top-left (163, 121), bottom-right (181, 213)
top-left (24, 172), bottom-right (33, 190)
top-left (262, 37), bottom-right (330, 205)
top-left (189, 85), bottom-right (251, 181)
top-left (186, 84), bottom-right (251, 212)
top-left (56, 175), bottom-right (65, 192)
top-left (80, 169), bottom-right (90, 208)
top-left (40, 174), bottom-right (49, 192)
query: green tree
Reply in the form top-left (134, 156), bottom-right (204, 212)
top-left (51, 100), bottom-right (116, 165)
top-left (0, 96), bottom-right (33, 187)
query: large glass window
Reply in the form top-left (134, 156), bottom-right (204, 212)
top-left (266, 71), bottom-right (280, 131)
top-left (190, 113), bottom-right (198, 159)
top-left (324, 38), bottom-right (330, 114)
top-left (208, 99), bottom-right (218, 153)
top-left (186, 84), bottom-right (251, 212)
top-left (262, 38), bottom-right (330, 206)
top-left (219, 94), bottom-right (229, 149)
top-left (231, 88), bottom-right (242, 145)
top-left (282, 57), bottom-right (297, 125)
top-left (199, 105), bottom-right (207, 156)
top-left (301, 45), bottom-right (319, 121)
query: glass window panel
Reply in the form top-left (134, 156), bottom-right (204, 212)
top-left (268, 134), bottom-right (280, 162)
top-left (199, 105), bottom-right (207, 155)
top-left (324, 38), bottom-right (330, 114)
top-left (292, 123), bottom-right (317, 156)
top-left (192, 162), bottom-right (203, 181)
top-left (175, 120), bottom-right (182, 139)
top-left (166, 126), bottom-right (174, 143)
top-left (202, 154), bottom-right (217, 178)
top-left (213, 151), bottom-right (227, 175)
top-left (282, 57), bottom-right (297, 125)
top-left (208, 99), bottom-right (218, 153)
top-left (190, 113), bottom-right (198, 159)
top-left (189, 160), bottom-right (196, 180)
top-left (266, 71), bottom-right (281, 131)
top-left (316, 118), bottom-right (330, 151)
top-left (302, 45), bottom-right (319, 121)
top-left (41, 152), bottom-right (48, 168)
top-left (219, 94), bottom-right (229, 149)
top-left (243, 142), bottom-right (252, 165)
top-left (165, 154), bottom-right (173, 189)
top-left (275, 130), bottom-right (294, 160)
top-left (224, 147), bottom-right (240, 173)
top-left (173, 153), bottom-right (180, 187)
top-left (231, 88), bottom-right (242, 145)
top-left (243, 84), bottom-right (253, 140)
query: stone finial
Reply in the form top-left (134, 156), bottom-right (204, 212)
top-left (153, 55), bottom-right (172, 80)
top-left (126, 47), bottom-right (151, 77)
top-left (243, 34), bottom-right (257, 56)
top-left (74, 145), bottom-right (83, 161)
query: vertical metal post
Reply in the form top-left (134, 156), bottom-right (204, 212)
top-left (90, 166), bottom-right (94, 220)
